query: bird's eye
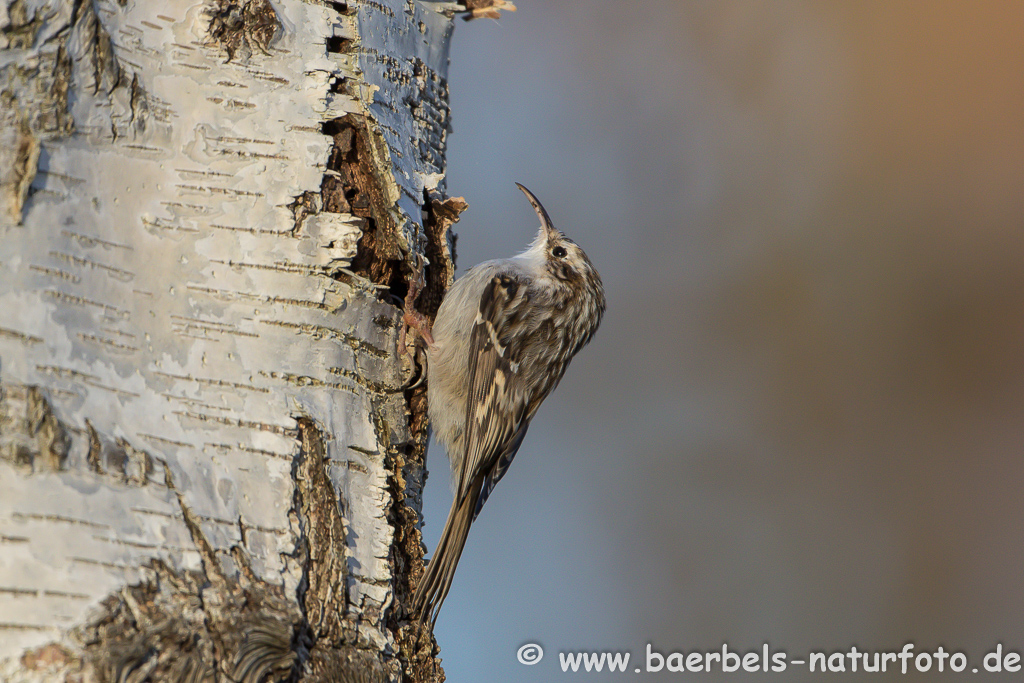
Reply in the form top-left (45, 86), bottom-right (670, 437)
top-left (552, 246), bottom-right (567, 259)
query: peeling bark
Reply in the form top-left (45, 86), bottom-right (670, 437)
top-left (0, 0), bottom-right (480, 678)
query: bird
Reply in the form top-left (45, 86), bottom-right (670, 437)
top-left (408, 183), bottom-right (605, 627)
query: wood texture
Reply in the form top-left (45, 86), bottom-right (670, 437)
top-left (0, 0), bottom-right (464, 678)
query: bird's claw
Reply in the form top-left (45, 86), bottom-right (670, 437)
top-left (399, 253), bottom-right (434, 359)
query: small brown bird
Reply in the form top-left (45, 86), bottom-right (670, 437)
top-left (409, 184), bottom-right (605, 626)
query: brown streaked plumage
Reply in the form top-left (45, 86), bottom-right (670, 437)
top-left (410, 184), bottom-right (605, 627)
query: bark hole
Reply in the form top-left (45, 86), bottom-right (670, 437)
top-left (329, 76), bottom-right (353, 96)
top-left (326, 36), bottom-right (352, 54)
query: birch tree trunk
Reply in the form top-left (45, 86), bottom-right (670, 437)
top-left (0, 0), bottom-right (481, 678)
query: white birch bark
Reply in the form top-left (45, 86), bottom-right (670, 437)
top-left (0, 0), bottom-right (482, 678)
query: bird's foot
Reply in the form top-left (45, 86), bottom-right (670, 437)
top-left (399, 254), bottom-right (434, 358)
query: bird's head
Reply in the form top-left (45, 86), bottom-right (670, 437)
top-left (516, 183), bottom-right (602, 293)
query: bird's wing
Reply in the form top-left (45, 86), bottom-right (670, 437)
top-left (413, 272), bottom-right (537, 625)
top-left (456, 272), bottom-right (535, 509)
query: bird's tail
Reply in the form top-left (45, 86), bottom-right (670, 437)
top-left (412, 485), bottom-right (481, 628)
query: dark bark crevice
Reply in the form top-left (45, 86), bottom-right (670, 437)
top-left (291, 416), bottom-right (406, 682)
top-left (71, 555), bottom-right (300, 683)
top-left (205, 0), bottom-right (281, 62)
top-left (67, 469), bottom-right (302, 682)
top-left (320, 115), bottom-right (406, 303)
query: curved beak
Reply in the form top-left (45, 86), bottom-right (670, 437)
top-left (515, 183), bottom-right (560, 242)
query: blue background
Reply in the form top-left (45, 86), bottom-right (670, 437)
top-left (422, 2), bottom-right (1024, 680)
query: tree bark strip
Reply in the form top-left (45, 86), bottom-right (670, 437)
top-left (0, 0), bottom-right (474, 679)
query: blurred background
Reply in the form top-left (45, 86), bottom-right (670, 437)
top-left (421, 1), bottom-right (1024, 680)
